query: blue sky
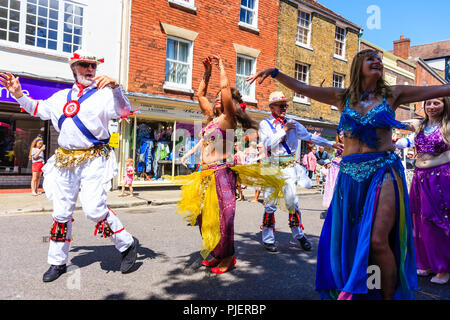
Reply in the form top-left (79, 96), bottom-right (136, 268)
top-left (318, 0), bottom-right (450, 50)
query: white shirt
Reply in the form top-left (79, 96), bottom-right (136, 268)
top-left (15, 83), bottom-right (130, 150)
top-left (259, 116), bottom-right (334, 156)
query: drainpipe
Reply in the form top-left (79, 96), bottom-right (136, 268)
top-left (358, 29), bottom-right (363, 51)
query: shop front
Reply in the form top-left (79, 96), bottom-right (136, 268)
top-left (117, 96), bottom-right (269, 188)
top-left (0, 76), bottom-right (72, 188)
top-left (297, 119), bottom-right (339, 161)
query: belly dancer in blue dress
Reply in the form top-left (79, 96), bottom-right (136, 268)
top-left (247, 49), bottom-right (450, 299)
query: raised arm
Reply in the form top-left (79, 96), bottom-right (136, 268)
top-left (211, 55), bottom-right (235, 119)
top-left (197, 57), bottom-right (214, 119)
top-left (392, 84), bottom-right (450, 107)
top-left (247, 68), bottom-right (345, 107)
top-left (0, 72), bottom-right (53, 120)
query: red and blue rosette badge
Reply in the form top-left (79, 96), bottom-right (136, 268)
top-left (63, 100), bottom-right (81, 118)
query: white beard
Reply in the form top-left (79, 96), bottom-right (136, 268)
top-left (76, 74), bottom-right (94, 87)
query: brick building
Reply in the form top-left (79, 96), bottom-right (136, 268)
top-left (274, 0), bottom-right (362, 147)
top-left (392, 36), bottom-right (448, 118)
top-left (120, 0), bottom-right (280, 186)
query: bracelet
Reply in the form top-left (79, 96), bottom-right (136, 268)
top-left (271, 68), bottom-right (279, 78)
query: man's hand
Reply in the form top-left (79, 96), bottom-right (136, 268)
top-left (283, 120), bottom-right (296, 132)
top-left (0, 72), bottom-right (23, 98)
top-left (246, 68), bottom-right (275, 85)
top-left (93, 75), bottom-right (119, 90)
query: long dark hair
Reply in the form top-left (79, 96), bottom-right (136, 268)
top-left (230, 88), bottom-right (259, 130)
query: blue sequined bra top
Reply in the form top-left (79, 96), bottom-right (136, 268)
top-left (337, 96), bottom-right (407, 148)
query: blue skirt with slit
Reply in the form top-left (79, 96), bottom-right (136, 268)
top-left (315, 151), bottom-right (417, 300)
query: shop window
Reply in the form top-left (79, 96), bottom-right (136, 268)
top-left (125, 118), bottom-right (204, 184)
top-left (132, 119), bottom-right (173, 182)
top-left (0, 115), bottom-right (45, 175)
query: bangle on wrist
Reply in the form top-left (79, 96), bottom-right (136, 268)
top-left (271, 68), bottom-right (279, 78)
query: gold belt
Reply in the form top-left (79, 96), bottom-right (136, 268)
top-left (270, 155), bottom-right (296, 168)
top-left (54, 145), bottom-right (112, 168)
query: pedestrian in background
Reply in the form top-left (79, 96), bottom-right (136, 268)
top-left (29, 136), bottom-right (45, 196)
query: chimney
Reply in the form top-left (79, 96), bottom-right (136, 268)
top-left (393, 35), bottom-right (411, 60)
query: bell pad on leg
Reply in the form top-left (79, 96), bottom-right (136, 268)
top-left (49, 220), bottom-right (72, 242)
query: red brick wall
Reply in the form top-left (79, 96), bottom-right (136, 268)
top-left (414, 63), bottom-right (445, 117)
top-left (128, 0), bottom-right (279, 111)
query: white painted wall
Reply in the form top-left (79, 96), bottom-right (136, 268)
top-left (0, 0), bottom-right (124, 81)
top-left (425, 58), bottom-right (446, 71)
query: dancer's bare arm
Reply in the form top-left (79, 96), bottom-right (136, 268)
top-left (211, 55), bottom-right (235, 120)
top-left (247, 68), bottom-right (345, 107)
top-left (197, 57), bottom-right (214, 119)
top-left (392, 84), bottom-right (450, 108)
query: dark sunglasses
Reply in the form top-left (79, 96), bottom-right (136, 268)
top-left (276, 104), bottom-right (288, 109)
top-left (77, 62), bottom-right (97, 69)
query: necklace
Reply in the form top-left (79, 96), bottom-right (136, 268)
top-left (361, 89), bottom-right (376, 101)
top-left (424, 122), bottom-right (439, 135)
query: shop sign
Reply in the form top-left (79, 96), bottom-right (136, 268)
top-left (0, 77), bottom-right (72, 103)
top-left (139, 103), bottom-right (204, 121)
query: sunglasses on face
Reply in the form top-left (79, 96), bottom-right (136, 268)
top-left (275, 104), bottom-right (288, 109)
top-left (77, 62), bottom-right (97, 69)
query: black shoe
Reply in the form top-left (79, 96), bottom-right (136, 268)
top-left (263, 242), bottom-right (278, 253)
top-left (43, 264), bottom-right (67, 282)
top-left (121, 237), bottom-right (139, 274)
top-left (298, 236), bottom-right (312, 251)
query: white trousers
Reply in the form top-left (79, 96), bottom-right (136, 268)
top-left (44, 155), bottom-right (133, 265)
top-left (262, 165), bottom-right (304, 244)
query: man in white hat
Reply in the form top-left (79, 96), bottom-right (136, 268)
top-left (258, 91), bottom-right (343, 253)
top-left (0, 50), bottom-right (139, 282)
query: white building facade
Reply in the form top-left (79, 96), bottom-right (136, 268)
top-left (0, 0), bottom-right (128, 187)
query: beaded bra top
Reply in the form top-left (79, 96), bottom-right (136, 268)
top-left (415, 125), bottom-right (450, 154)
top-left (201, 118), bottom-right (227, 147)
top-left (338, 96), bottom-right (407, 149)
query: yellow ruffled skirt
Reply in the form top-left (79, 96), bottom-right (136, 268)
top-left (163, 162), bottom-right (285, 258)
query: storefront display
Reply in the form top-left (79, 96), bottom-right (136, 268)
top-left (0, 76), bottom-right (71, 186)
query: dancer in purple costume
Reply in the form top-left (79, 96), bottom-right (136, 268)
top-left (195, 55), bottom-right (258, 273)
top-left (396, 97), bottom-right (450, 284)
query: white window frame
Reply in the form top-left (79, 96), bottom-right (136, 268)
top-left (0, 0), bottom-right (84, 58)
top-left (167, 0), bottom-right (196, 12)
top-left (333, 25), bottom-right (347, 60)
top-left (235, 54), bottom-right (256, 103)
top-left (333, 73), bottom-right (345, 89)
top-left (163, 35), bottom-right (193, 93)
top-left (293, 62), bottom-right (310, 104)
top-left (238, 0), bottom-right (259, 32)
top-left (295, 9), bottom-right (312, 50)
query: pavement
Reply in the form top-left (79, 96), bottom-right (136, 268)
top-left (0, 185), bottom-right (321, 215)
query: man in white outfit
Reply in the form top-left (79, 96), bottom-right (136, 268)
top-left (258, 91), bottom-right (343, 253)
top-left (0, 50), bottom-right (139, 282)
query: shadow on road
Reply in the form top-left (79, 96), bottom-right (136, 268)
top-left (143, 230), bottom-right (321, 300)
top-left (70, 243), bottom-right (162, 274)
